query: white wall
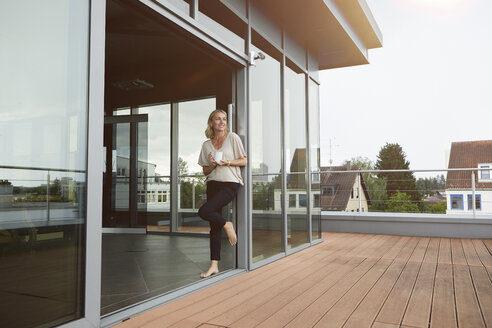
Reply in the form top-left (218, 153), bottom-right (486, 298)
top-left (446, 189), bottom-right (492, 215)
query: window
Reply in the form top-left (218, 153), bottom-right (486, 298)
top-left (478, 164), bottom-right (491, 181)
top-left (313, 194), bottom-right (321, 208)
top-left (467, 194), bottom-right (481, 210)
top-left (351, 189), bottom-right (354, 199)
top-left (299, 194), bottom-right (307, 208)
top-left (450, 194), bottom-right (464, 210)
top-left (289, 194), bottom-right (297, 208)
top-left (322, 185), bottom-right (337, 196)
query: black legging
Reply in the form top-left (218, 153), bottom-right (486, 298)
top-left (198, 181), bottom-right (240, 260)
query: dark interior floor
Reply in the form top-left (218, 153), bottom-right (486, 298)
top-left (101, 233), bottom-right (234, 315)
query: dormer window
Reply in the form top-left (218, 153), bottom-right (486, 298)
top-left (478, 163), bottom-right (492, 182)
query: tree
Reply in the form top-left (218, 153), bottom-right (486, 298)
top-left (342, 157), bottom-right (387, 212)
top-left (385, 192), bottom-right (420, 213)
top-left (416, 174), bottom-right (446, 197)
top-left (425, 201), bottom-right (447, 214)
top-left (375, 143), bottom-right (422, 210)
top-left (178, 157), bottom-right (189, 175)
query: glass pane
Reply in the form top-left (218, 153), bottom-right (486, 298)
top-left (138, 105), bottom-right (171, 231)
top-left (287, 173), bottom-right (308, 249)
top-left (250, 44), bottom-right (283, 262)
top-left (285, 66), bottom-right (308, 248)
top-left (0, 0), bottom-right (89, 326)
top-left (285, 66), bottom-right (307, 174)
top-left (178, 98), bottom-right (216, 233)
top-left (252, 174), bottom-right (283, 262)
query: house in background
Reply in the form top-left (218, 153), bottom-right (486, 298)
top-left (320, 166), bottom-right (371, 212)
top-left (446, 140), bottom-right (492, 215)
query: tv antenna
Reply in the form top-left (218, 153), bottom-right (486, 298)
top-left (328, 138), bottom-right (340, 165)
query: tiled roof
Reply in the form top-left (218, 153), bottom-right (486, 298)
top-left (446, 140), bottom-right (492, 189)
top-left (320, 166), bottom-right (370, 211)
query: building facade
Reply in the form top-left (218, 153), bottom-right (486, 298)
top-left (0, 1), bottom-right (381, 327)
top-left (446, 140), bottom-right (492, 215)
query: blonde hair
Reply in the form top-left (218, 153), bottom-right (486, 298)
top-left (205, 109), bottom-right (228, 139)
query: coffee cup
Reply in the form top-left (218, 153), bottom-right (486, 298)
top-left (214, 151), bottom-right (223, 162)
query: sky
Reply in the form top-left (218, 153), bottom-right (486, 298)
top-left (319, 0), bottom-right (492, 171)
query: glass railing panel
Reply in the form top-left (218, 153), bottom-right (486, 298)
top-left (178, 175), bottom-right (210, 233)
top-left (252, 173), bottom-right (283, 263)
top-left (320, 168), bottom-right (490, 216)
top-left (141, 175), bottom-right (171, 232)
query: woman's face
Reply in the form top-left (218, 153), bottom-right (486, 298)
top-left (211, 112), bottom-right (227, 133)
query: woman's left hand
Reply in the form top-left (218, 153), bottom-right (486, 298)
top-left (219, 160), bottom-right (231, 167)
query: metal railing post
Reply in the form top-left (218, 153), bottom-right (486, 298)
top-left (471, 171), bottom-right (476, 217)
top-left (357, 174), bottom-right (362, 213)
top-left (47, 171), bottom-right (50, 222)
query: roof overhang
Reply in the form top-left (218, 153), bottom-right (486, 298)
top-left (257, 0), bottom-right (383, 70)
top-left (316, 0), bottom-right (383, 70)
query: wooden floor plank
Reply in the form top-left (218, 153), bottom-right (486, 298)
top-left (168, 244), bottom-right (345, 328)
top-left (454, 264), bottom-right (485, 328)
top-left (482, 239), bottom-right (492, 254)
top-left (408, 237), bottom-right (429, 263)
top-left (341, 238), bottom-right (416, 328)
top-left (196, 234), bottom-right (379, 328)
top-left (249, 235), bottom-right (398, 328)
top-left (335, 260), bottom-right (405, 328)
top-left (438, 238), bottom-right (452, 265)
top-left (371, 322), bottom-right (399, 328)
top-left (423, 238), bottom-right (440, 264)
top-left (375, 252), bottom-right (422, 325)
top-left (451, 239), bottom-right (467, 265)
top-left (468, 266), bottom-right (492, 327)
top-left (313, 259), bottom-right (392, 328)
top-left (230, 257), bottom-right (364, 328)
top-left (281, 258), bottom-right (378, 328)
top-left (401, 262), bottom-right (437, 328)
top-left (207, 249), bottom-right (350, 327)
top-left (461, 239), bottom-right (483, 267)
top-left (381, 236), bottom-right (411, 260)
top-left (430, 263), bottom-right (457, 328)
top-left (257, 236), bottom-right (399, 328)
top-left (472, 239), bottom-right (492, 267)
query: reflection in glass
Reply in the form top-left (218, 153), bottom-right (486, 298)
top-left (286, 173), bottom-right (308, 249)
top-left (178, 98), bottom-right (217, 232)
top-left (252, 174), bottom-right (282, 262)
top-left (309, 80), bottom-right (321, 240)
top-left (250, 45), bottom-right (283, 262)
top-left (138, 105), bottom-right (171, 231)
top-left (285, 66), bottom-right (308, 248)
top-left (0, 1), bottom-right (89, 326)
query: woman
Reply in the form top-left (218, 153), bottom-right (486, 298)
top-left (198, 109), bottom-right (247, 278)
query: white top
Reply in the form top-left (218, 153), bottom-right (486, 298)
top-left (198, 132), bottom-right (246, 185)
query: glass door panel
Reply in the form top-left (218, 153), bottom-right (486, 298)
top-left (285, 65), bottom-right (309, 249)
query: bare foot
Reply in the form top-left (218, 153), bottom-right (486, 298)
top-left (223, 222), bottom-right (237, 246)
top-left (200, 261), bottom-right (219, 278)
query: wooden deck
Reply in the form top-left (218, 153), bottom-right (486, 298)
top-left (115, 232), bottom-right (492, 328)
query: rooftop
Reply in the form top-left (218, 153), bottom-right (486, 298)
top-left (115, 232), bottom-right (492, 328)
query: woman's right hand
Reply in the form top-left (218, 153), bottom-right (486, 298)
top-left (208, 152), bottom-right (218, 167)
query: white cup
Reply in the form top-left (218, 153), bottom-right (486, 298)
top-left (214, 151), bottom-right (223, 162)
